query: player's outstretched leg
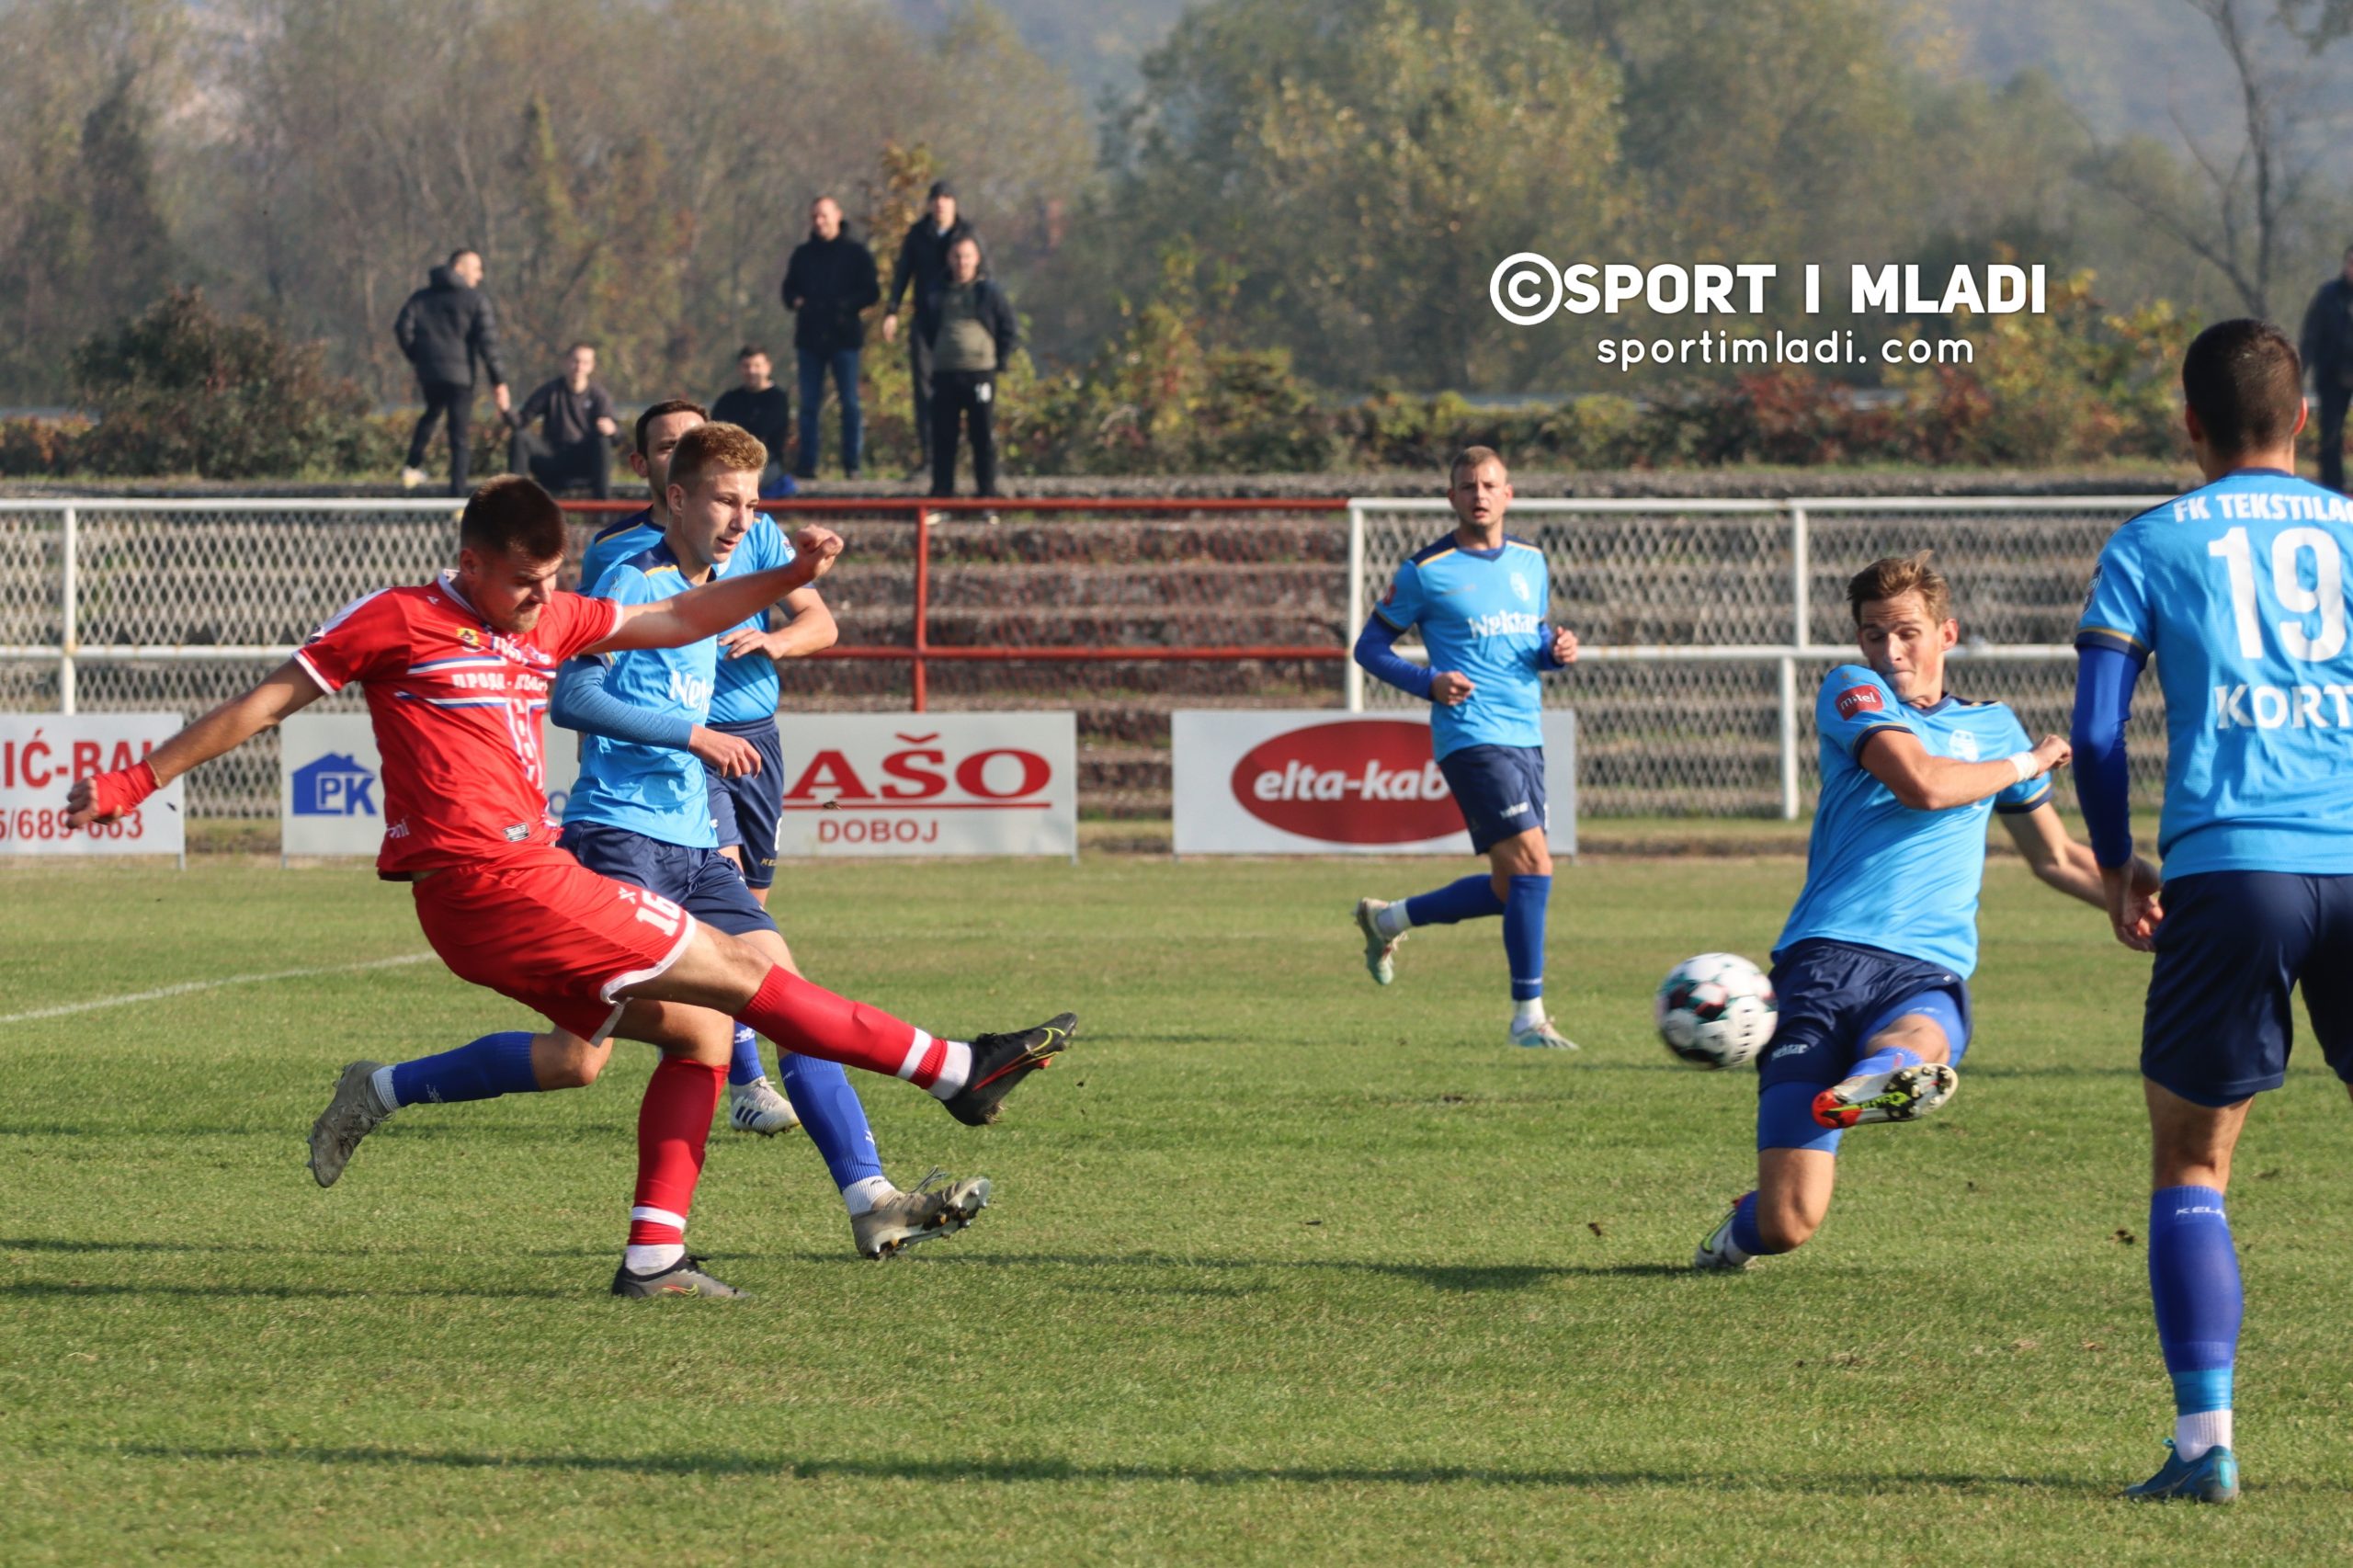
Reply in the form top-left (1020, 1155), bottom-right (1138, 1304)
top-left (726, 1024), bottom-right (801, 1136)
top-left (307, 1030), bottom-right (545, 1187)
top-left (638, 928), bottom-right (1075, 1124)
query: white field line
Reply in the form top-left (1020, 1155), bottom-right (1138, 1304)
top-left (0, 952), bottom-right (435, 1026)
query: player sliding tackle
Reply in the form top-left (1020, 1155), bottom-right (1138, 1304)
top-left (1350, 446), bottom-right (1583, 1050)
top-left (1693, 552), bottom-right (2153, 1275)
top-left (63, 473), bottom-right (1074, 1298)
top-left (2073, 320), bottom-right (2353, 1504)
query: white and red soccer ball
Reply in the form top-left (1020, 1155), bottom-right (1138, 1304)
top-left (1655, 952), bottom-right (1777, 1069)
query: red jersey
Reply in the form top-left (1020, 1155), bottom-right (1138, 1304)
top-left (293, 571), bottom-right (621, 876)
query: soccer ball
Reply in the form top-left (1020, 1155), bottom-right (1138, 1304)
top-left (1655, 952), bottom-right (1777, 1070)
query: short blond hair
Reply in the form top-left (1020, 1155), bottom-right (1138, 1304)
top-left (1847, 550), bottom-right (1952, 625)
top-left (1449, 445), bottom-right (1506, 486)
top-left (667, 420), bottom-right (767, 497)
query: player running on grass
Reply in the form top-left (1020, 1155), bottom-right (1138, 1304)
top-left (2073, 319), bottom-right (2353, 1504)
top-left (551, 420), bottom-right (986, 1258)
top-left (64, 475), bottom-right (1074, 1299)
top-left (572, 397), bottom-right (823, 1137)
top-left (1350, 446), bottom-right (1582, 1050)
top-left (1692, 551), bottom-right (2153, 1274)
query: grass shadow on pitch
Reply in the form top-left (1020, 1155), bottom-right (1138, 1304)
top-left (0, 1279), bottom-right (578, 1303)
top-left (0, 1236), bottom-right (611, 1261)
top-left (117, 1442), bottom-right (2144, 1497)
top-left (829, 1250), bottom-right (1688, 1293)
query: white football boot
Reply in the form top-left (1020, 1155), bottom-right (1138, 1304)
top-left (1812, 1062), bottom-right (1958, 1131)
top-left (1508, 1015), bottom-right (1579, 1051)
top-left (1354, 898), bottom-right (1404, 985)
top-left (1693, 1207), bottom-right (1754, 1273)
top-left (728, 1075), bottom-right (801, 1137)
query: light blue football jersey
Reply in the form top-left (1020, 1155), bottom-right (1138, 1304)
top-left (1776, 665), bottom-right (2049, 977)
top-left (1374, 534), bottom-right (1551, 758)
top-left (563, 539), bottom-right (719, 847)
top-left (2077, 467), bottom-right (2353, 877)
top-left (579, 510), bottom-right (797, 727)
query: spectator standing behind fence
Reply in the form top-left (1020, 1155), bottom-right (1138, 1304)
top-left (782, 197), bottom-right (880, 480)
top-left (924, 234), bottom-right (1018, 520)
top-left (711, 346), bottom-right (795, 495)
top-left (507, 343), bottom-right (619, 500)
top-left (881, 181), bottom-right (975, 475)
top-left (2300, 244), bottom-right (2353, 494)
top-left (393, 248), bottom-right (511, 495)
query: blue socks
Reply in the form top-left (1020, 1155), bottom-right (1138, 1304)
top-left (1728, 1190), bottom-right (1784, 1257)
top-left (2150, 1185), bottom-right (2240, 1458)
top-left (778, 1053), bottom-right (886, 1193)
top-left (387, 1030), bottom-right (540, 1107)
top-left (1404, 875), bottom-right (1506, 926)
top-left (1503, 875), bottom-right (1550, 1002)
top-left (1846, 1043), bottom-right (1923, 1084)
top-left (727, 1023), bottom-right (767, 1087)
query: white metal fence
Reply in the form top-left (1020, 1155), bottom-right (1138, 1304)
top-left (0, 494), bottom-right (2163, 821)
top-left (1347, 496), bottom-right (2167, 817)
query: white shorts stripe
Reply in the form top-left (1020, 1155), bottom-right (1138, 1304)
top-left (598, 916), bottom-right (699, 1005)
top-left (629, 1206), bottom-right (687, 1232)
top-left (893, 1028), bottom-right (934, 1082)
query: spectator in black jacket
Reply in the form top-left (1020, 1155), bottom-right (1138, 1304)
top-left (782, 197), bottom-right (881, 479)
top-left (711, 345), bottom-right (794, 494)
top-left (2300, 244), bottom-right (2353, 493)
top-left (881, 182), bottom-right (975, 472)
top-left (923, 234), bottom-right (1018, 515)
top-left (392, 248), bottom-right (511, 495)
top-left (507, 342), bottom-right (619, 499)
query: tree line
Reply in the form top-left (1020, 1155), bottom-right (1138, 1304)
top-left (1, 0), bottom-right (2348, 417)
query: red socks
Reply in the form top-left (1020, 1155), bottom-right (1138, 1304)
top-left (738, 965), bottom-right (947, 1090)
top-left (626, 1056), bottom-right (724, 1249)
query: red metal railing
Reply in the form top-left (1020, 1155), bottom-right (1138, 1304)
top-left (561, 496), bottom-right (1350, 710)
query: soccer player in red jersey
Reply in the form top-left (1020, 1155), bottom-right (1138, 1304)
top-left (64, 476), bottom-right (1074, 1297)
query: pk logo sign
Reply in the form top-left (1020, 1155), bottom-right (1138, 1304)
top-left (290, 752), bottom-right (377, 816)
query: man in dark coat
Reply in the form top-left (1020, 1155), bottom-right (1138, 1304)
top-left (781, 198), bottom-right (881, 479)
top-left (711, 345), bottom-right (796, 494)
top-left (881, 181), bottom-right (974, 472)
top-left (2299, 244), bottom-right (2353, 494)
top-left (922, 233), bottom-right (1018, 513)
top-left (392, 248), bottom-right (510, 495)
top-left (507, 342), bottom-right (619, 499)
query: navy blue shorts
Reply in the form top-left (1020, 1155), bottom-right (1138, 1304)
top-left (704, 716), bottom-right (785, 890)
top-left (2143, 870), bottom-right (2353, 1108)
top-left (557, 820), bottom-right (775, 938)
top-left (1437, 744), bottom-right (1547, 854)
top-left (1755, 939), bottom-right (1972, 1152)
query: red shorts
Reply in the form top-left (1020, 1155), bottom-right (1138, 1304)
top-left (410, 846), bottom-right (698, 1040)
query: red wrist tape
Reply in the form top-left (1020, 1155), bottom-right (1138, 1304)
top-left (92, 760), bottom-right (160, 817)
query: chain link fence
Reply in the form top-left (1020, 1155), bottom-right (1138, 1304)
top-left (3, 494), bottom-right (2156, 821)
top-left (1349, 497), bottom-right (2166, 816)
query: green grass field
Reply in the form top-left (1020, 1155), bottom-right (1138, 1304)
top-left (5, 852), bottom-right (2348, 1565)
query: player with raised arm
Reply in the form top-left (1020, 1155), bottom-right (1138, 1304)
top-left (1349, 447), bottom-right (1583, 1050)
top-left (579, 399), bottom-right (835, 1133)
top-left (64, 475), bottom-right (1074, 1298)
top-left (568, 399), bottom-right (811, 1134)
top-left (550, 422), bottom-right (987, 1258)
top-left (2072, 319), bottom-right (2353, 1504)
top-left (1692, 552), bottom-right (2153, 1275)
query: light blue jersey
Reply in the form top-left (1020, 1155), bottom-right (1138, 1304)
top-left (563, 539), bottom-right (719, 847)
top-left (1777, 665), bottom-right (2049, 977)
top-left (579, 510), bottom-right (796, 727)
top-left (2077, 468), bottom-right (2353, 878)
top-left (1374, 534), bottom-right (1551, 758)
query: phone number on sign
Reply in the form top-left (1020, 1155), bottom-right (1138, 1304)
top-left (0, 808), bottom-right (143, 843)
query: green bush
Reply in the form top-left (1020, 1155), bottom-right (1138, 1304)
top-left (66, 288), bottom-right (386, 479)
